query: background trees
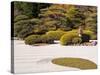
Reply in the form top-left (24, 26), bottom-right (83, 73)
top-left (77, 6), bottom-right (97, 33)
top-left (39, 5), bottom-right (85, 31)
top-left (14, 1), bottom-right (50, 17)
top-left (12, 2), bottom-right (97, 40)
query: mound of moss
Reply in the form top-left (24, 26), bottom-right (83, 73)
top-left (52, 58), bottom-right (97, 70)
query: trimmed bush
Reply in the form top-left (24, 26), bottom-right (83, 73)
top-left (18, 30), bottom-right (27, 39)
top-left (14, 19), bottom-right (40, 39)
top-left (25, 34), bottom-right (54, 45)
top-left (66, 29), bottom-right (78, 34)
top-left (60, 33), bottom-right (78, 45)
top-left (91, 35), bottom-right (97, 40)
top-left (41, 35), bottom-right (54, 44)
top-left (84, 30), bottom-right (97, 40)
top-left (14, 20), bottom-right (35, 39)
top-left (46, 30), bottom-right (66, 40)
top-left (25, 35), bottom-right (40, 45)
top-left (72, 37), bottom-right (82, 44)
top-left (14, 20), bottom-right (30, 37)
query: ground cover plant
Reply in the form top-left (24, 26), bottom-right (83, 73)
top-left (52, 58), bottom-right (97, 69)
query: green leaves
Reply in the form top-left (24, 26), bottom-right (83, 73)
top-left (13, 2), bottom-right (97, 40)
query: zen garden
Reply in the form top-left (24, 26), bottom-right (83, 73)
top-left (12, 2), bottom-right (97, 73)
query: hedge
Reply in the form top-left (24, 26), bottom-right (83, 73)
top-left (41, 34), bottom-right (54, 44)
top-left (60, 32), bottom-right (78, 45)
top-left (84, 30), bottom-right (97, 40)
top-left (25, 35), bottom-right (40, 45)
top-left (25, 34), bottom-right (54, 45)
top-left (46, 30), bottom-right (66, 40)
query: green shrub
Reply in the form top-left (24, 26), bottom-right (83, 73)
top-left (18, 30), bottom-right (27, 39)
top-left (41, 35), bottom-right (54, 44)
top-left (33, 25), bottom-right (48, 34)
top-left (46, 30), bottom-right (66, 40)
top-left (25, 35), bottom-right (40, 45)
top-left (17, 29), bottom-right (31, 39)
top-left (14, 20), bottom-right (30, 37)
top-left (14, 15), bottom-right (29, 22)
top-left (91, 35), bottom-right (97, 40)
top-left (84, 30), bottom-right (97, 40)
top-left (25, 34), bottom-right (54, 45)
top-left (60, 33), bottom-right (78, 45)
top-left (14, 19), bottom-right (37, 39)
top-left (72, 37), bottom-right (82, 44)
top-left (66, 29), bottom-right (78, 34)
top-left (66, 30), bottom-right (97, 40)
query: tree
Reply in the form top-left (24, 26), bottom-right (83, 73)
top-left (13, 2), bottom-right (97, 39)
top-left (14, 18), bottom-right (40, 39)
top-left (38, 4), bottom-right (80, 31)
top-left (77, 6), bottom-right (97, 33)
top-left (14, 2), bottom-right (33, 17)
top-left (14, 1), bottom-right (50, 17)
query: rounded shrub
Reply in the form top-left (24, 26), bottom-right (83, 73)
top-left (91, 35), bottom-right (97, 40)
top-left (25, 35), bottom-right (40, 45)
top-left (41, 34), bottom-right (54, 44)
top-left (84, 30), bottom-right (97, 40)
top-left (60, 33), bottom-right (78, 45)
top-left (46, 30), bottom-right (66, 40)
top-left (14, 20), bottom-right (35, 39)
top-left (72, 37), bottom-right (82, 44)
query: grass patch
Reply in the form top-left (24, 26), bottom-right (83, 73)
top-left (52, 58), bottom-right (97, 70)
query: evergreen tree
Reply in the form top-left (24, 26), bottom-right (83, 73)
top-left (39, 4), bottom-right (80, 31)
